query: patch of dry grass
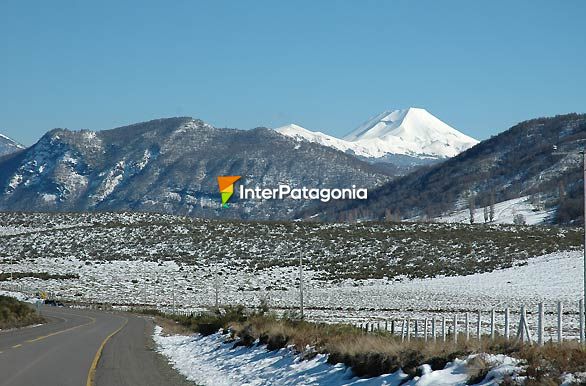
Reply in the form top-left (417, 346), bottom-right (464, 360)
top-left (144, 307), bottom-right (586, 383)
top-left (0, 295), bottom-right (45, 329)
top-left (154, 315), bottom-right (193, 336)
top-left (521, 341), bottom-right (586, 385)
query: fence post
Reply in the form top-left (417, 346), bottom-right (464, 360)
top-left (557, 301), bottom-right (563, 344)
top-left (517, 305), bottom-right (532, 344)
top-left (391, 320), bottom-right (395, 335)
top-left (517, 306), bottom-right (524, 342)
top-left (505, 307), bottom-right (510, 340)
top-left (414, 319), bottom-right (418, 338)
top-left (407, 318), bottom-right (411, 342)
top-left (424, 318), bottom-right (428, 342)
top-left (578, 299), bottom-right (585, 344)
top-left (491, 309), bottom-right (495, 340)
top-left (432, 317), bottom-right (436, 342)
top-left (385, 321), bottom-right (388, 332)
top-left (401, 319), bottom-right (406, 342)
top-left (476, 310), bottom-right (481, 340)
top-left (453, 314), bottom-right (458, 344)
top-left (377, 321), bottom-right (381, 331)
top-left (538, 303), bottom-right (544, 346)
top-left (442, 316), bottom-right (446, 342)
top-left (465, 312), bottom-right (469, 341)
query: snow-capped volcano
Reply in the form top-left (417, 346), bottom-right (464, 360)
top-left (275, 108), bottom-right (478, 160)
top-left (344, 107), bottom-right (478, 158)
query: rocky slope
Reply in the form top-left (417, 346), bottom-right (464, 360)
top-left (0, 117), bottom-right (389, 219)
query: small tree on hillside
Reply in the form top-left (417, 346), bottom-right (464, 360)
top-left (489, 191), bottom-right (496, 222)
top-left (513, 213), bottom-right (526, 225)
top-left (384, 208), bottom-right (393, 222)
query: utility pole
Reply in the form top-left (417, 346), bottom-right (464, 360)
top-left (299, 253), bottom-right (304, 320)
top-left (214, 263), bottom-right (219, 309)
top-left (582, 150), bottom-right (585, 342)
top-left (172, 270), bottom-right (176, 314)
top-left (143, 264), bottom-right (147, 306)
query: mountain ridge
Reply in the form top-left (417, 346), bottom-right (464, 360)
top-left (0, 133), bottom-right (25, 157)
top-left (0, 117), bottom-right (390, 220)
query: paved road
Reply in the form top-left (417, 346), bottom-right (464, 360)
top-left (0, 306), bottom-right (193, 386)
top-left (95, 314), bottom-right (194, 386)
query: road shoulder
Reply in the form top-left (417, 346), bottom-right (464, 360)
top-left (94, 313), bottom-right (195, 386)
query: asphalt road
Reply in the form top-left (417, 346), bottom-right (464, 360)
top-left (94, 312), bottom-right (194, 386)
top-left (0, 305), bottom-right (194, 386)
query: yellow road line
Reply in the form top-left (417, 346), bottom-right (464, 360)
top-left (0, 311), bottom-right (96, 351)
top-left (26, 316), bottom-right (95, 343)
top-left (86, 317), bottom-right (128, 386)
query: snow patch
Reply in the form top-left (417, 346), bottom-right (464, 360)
top-left (92, 160), bottom-right (125, 203)
top-left (136, 149), bottom-right (151, 170)
top-left (7, 174), bottom-right (23, 191)
top-left (41, 193), bottom-right (57, 203)
top-left (431, 196), bottom-right (552, 225)
top-left (153, 327), bottom-right (522, 386)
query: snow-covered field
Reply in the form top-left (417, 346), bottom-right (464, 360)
top-left (153, 326), bottom-right (524, 386)
top-left (0, 212), bottom-right (583, 340)
top-left (1, 250), bottom-right (583, 340)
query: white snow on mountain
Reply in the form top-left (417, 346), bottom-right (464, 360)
top-left (275, 124), bottom-right (374, 157)
top-left (275, 108), bottom-right (478, 160)
top-left (0, 133), bottom-right (25, 156)
top-left (0, 133), bottom-right (24, 146)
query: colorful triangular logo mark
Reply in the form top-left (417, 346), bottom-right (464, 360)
top-left (217, 176), bottom-right (241, 208)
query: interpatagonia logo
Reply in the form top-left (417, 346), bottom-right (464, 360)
top-left (217, 176), bottom-right (241, 208)
top-left (240, 184), bottom-right (367, 202)
top-left (217, 175), bottom-right (367, 208)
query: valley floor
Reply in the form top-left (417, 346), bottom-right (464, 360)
top-left (2, 250), bottom-right (584, 341)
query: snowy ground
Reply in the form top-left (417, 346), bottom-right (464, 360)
top-left (153, 326), bottom-right (524, 386)
top-left (431, 196), bottom-right (553, 225)
top-left (0, 212), bottom-right (583, 342)
top-left (1, 250), bottom-right (583, 341)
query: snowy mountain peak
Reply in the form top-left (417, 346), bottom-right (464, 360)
top-left (344, 108), bottom-right (414, 141)
top-left (275, 108), bottom-right (478, 161)
top-left (0, 132), bottom-right (25, 157)
top-left (275, 124), bottom-right (314, 137)
top-left (275, 124), bottom-right (365, 155)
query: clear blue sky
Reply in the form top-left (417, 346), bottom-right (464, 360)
top-left (1, 1), bottom-right (585, 146)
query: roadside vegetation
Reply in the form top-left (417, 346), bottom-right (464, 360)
top-left (139, 306), bottom-right (586, 385)
top-left (0, 295), bottom-right (44, 329)
top-left (0, 272), bottom-right (78, 281)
